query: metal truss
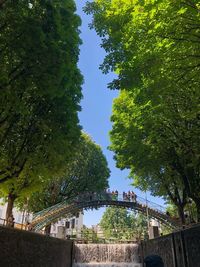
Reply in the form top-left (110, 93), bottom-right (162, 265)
top-left (31, 192), bottom-right (181, 231)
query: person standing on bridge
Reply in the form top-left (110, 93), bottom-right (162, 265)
top-left (134, 193), bottom-right (137, 203)
top-left (111, 191), bottom-right (116, 200)
top-left (107, 188), bottom-right (111, 194)
top-left (131, 191), bottom-right (136, 202)
top-left (106, 189), bottom-right (111, 199)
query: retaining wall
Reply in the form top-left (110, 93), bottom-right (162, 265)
top-left (0, 226), bottom-right (73, 267)
top-left (141, 224), bottom-right (200, 267)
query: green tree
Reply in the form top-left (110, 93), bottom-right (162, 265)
top-left (100, 207), bottom-right (147, 241)
top-left (18, 133), bottom-right (110, 232)
top-left (110, 90), bottom-right (188, 224)
top-left (81, 226), bottom-right (99, 242)
top-left (0, 170), bottom-right (45, 225)
top-left (85, 0), bottom-right (200, 220)
top-left (0, 0), bottom-right (83, 184)
top-left (166, 204), bottom-right (179, 218)
top-left (0, 0), bottom-right (83, 223)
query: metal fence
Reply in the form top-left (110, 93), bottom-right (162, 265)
top-left (0, 218), bottom-right (28, 230)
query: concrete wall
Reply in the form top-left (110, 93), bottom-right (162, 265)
top-left (0, 226), bottom-right (73, 267)
top-left (141, 224), bottom-right (200, 267)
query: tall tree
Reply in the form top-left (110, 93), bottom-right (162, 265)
top-left (85, 0), bottom-right (200, 220)
top-left (110, 90), bottom-right (188, 224)
top-left (0, 0), bottom-right (83, 184)
top-left (17, 133), bottom-right (110, 231)
top-left (0, 0), bottom-right (83, 223)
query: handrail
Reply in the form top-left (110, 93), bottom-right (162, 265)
top-left (31, 191), bottom-right (179, 231)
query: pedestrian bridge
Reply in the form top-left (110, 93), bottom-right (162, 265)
top-left (31, 192), bottom-right (180, 231)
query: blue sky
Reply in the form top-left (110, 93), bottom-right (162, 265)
top-left (75, 0), bottom-right (165, 226)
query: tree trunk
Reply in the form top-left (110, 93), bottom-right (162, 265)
top-left (44, 224), bottom-right (51, 235)
top-left (6, 193), bottom-right (16, 227)
top-left (177, 205), bottom-right (186, 225)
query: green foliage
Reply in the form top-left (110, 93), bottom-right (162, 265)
top-left (166, 204), bottom-right (179, 218)
top-left (19, 133), bottom-right (110, 213)
top-left (160, 225), bottom-right (173, 236)
top-left (85, 0), bottom-right (200, 220)
top-left (81, 226), bottom-right (99, 242)
top-left (110, 90), bottom-right (188, 223)
top-left (184, 200), bottom-right (198, 223)
top-left (0, 0), bottom-right (83, 186)
top-left (100, 207), bottom-right (147, 241)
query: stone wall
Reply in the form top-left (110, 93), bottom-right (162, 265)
top-left (141, 224), bottom-right (200, 267)
top-left (0, 225), bottom-right (73, 267)
top-left (183, 225), bottom-right (200, 266)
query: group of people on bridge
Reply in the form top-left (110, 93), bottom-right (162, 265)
top-left (106, 189), bottom-right (137, 203)
top-left (75, 190), bottom-right (176, 222)
top-left (75, 190), bottom-right (138, 203)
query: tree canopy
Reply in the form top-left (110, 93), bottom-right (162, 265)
top-left (0, 0), bottom-right (84, 224)
top-left (19, 133), bottom-right (110, 214)
top-left (85, 0), bottom-right (200, 220)
top-left (0, 0), bottom-right (83, 185)
top-left (100, 207), bottom-right (147, 241)
top-left (110, 90), bottom-right (188, 223)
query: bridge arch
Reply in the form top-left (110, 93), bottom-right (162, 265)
top-left (32, 192), bottom-right (180, 231)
